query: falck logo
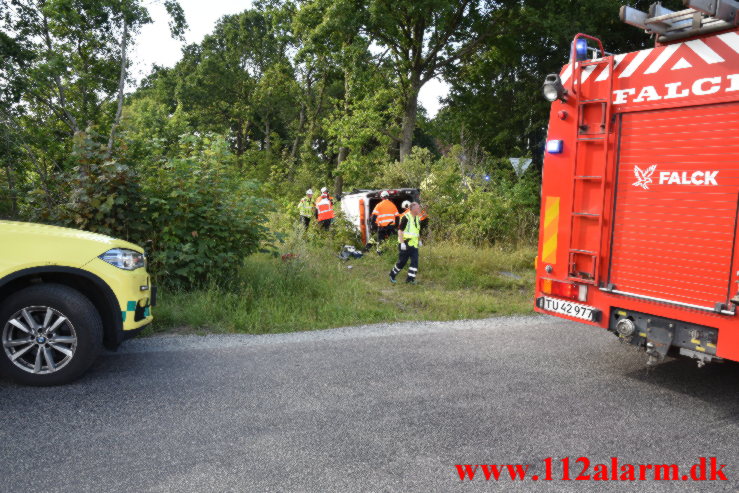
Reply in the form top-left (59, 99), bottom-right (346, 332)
top-left (633, 165), bottom-right (656, 190)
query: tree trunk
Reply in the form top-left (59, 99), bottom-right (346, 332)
top-left (264, 119), bottom-right (271, 153)
top-left (41, 15), bottom-right (79, 134)
top-left (334, 175), bottom-right (343, 198)
top-left (290, 103), bottom-right (306, 161)
top-left (235, 122), bottom-right (243, 156)
top-left (334, 69), bottom-right (351, 196)
top-left (4, 163), bottom-right (17, 218)
top-left (107, 20), bottom-right (128, 155)
top-left (235, 119), bottom-right (249, 156)
top-left (334, 147), bottom-right (347, 197)
top-left (399, 82), bottom-right (421, 162)
top-left (303, 73), bottom-right (327, 156)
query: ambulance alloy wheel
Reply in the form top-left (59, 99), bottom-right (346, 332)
top-left (0, 284), bottom-right (102, 386)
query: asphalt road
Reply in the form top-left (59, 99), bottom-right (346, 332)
top-left (1, 315), bottom-right (737, 492)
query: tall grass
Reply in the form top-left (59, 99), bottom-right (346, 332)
top-left (149, 240), bottom-right (537, 335)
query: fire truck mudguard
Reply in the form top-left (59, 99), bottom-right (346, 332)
top-left (535, 2), bottom-right (739, 367)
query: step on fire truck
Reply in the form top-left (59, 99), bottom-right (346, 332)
top-left (535, 1), bottom-right (739, 366)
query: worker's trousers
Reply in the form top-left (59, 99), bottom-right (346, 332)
top-left (390, 244), bottom-right (418, 282)
top-left (377, 225), bottom-right (395, 243)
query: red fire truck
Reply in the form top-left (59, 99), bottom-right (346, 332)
top-left (535, 1), bottom-right (739, 366)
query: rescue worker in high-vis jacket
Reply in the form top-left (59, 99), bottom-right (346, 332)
top-left (315, 187), bottom-right (335, 230)
top-left (400, 200), bottom-right (429, 235)
top-left (371, 191), bottom-right (399, 244)
top-left (399, 200), bottom-right (412, 219)
top-left (390, 202), bottom-right (422, 284)
top-left (298, 189), bottom-right (314, 229)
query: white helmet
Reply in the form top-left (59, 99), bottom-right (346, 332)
top-left (306, 189), bottom-right (313, 195)
top-left (401, 200), bottom-right (411, 210)
top-left (380, 191), bottom-right (389, 198)
top-left (321, 187), bottom-right (328, 193)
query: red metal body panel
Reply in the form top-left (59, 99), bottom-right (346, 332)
top-left (535, 28), bottom-right (739, 363)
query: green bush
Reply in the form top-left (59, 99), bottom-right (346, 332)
top-left (37, 130), bottom-right (272, 289)
top-left (62, 131), bottom-right (148, 239)
top-left (419, 146), bottom-right (540, 245)
top-left (140, 134), bottom-right (273, 288)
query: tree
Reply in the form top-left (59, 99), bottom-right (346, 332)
top-left (2, 0), bottom-right (186, 216)
top-left (0, 12), bottom-right (35, 218)
top-left (362, 0), bottom-right (494, 160)
top-left (166, 9), bottom-right (294, 157)
top-left (436, 0), bottom-right (684, 162)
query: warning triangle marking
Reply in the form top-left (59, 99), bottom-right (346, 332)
top-left (671, 57), bottom-right (692, 70)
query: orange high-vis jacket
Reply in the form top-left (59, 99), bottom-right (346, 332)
top-left (316, 194), bottom-right (335, 221)
top-left (372, 199), bottom-right (399, 227)
top-left (400, 208), bottom-right (428, 221)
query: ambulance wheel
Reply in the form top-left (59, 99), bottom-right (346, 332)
top-left (0, 284), bottom-right (103, 386)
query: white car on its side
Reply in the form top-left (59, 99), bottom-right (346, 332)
top-left (340, 188), bottom-right (420, 245)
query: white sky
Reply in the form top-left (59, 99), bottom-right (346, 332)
top-left (131, 0), bottom-right (449, 116)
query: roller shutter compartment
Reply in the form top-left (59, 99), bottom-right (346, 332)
top-left (608, 102), bottom-right (739, 311)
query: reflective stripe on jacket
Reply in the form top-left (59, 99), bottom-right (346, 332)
top-left (316, 195), bottom-right (335, 221)
top-left (401, 208), bottom-right (428, 221)
top-left (400, 214), bottom-right (421, 248)
top-left (372, 199), bottom-right (399, 227)
top-left (298, 197), bottom-right (313, 217)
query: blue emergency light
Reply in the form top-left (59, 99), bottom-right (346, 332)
top-left (546, 140), bottom-right (563, 154)
top-left (574, 39), bottom-right (588, 61)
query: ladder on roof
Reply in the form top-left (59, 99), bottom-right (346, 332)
top-left (566, 34), bottom-right (615, 285)
top-left (621, 1), bottom-right (739, 42)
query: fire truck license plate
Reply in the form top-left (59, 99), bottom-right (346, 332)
top-left (540, 296), bottom-right (596, 321)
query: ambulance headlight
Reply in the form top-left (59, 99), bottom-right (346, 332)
top-left (99, 248), bottom-right (146, 270)
top-left (542, 74), bottom-right (567, 102)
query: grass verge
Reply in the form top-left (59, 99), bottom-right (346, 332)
top-left (146, 241), bottom-right (537, 335)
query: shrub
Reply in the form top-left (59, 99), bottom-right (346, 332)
top-left (140, 134), bottom-right (273, 288)
top-left (41, 130), bottom-right (272, 289)
top-left (57, 130), bottom-right (148, 239)
top-left (418, 146), bottom-right (540, 245)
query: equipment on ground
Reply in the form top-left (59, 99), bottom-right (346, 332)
top-left (338, 245), bottom-right (363, 260)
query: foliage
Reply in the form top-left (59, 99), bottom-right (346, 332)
top-left (24, 129), bottom-right (273, 289)
top-left (375, 146), bottom-right (435, 189)
top-left (437, 0), bottom-right (685, 161)
top-left (415, 146), bottom-right (539, 245)
top-left (1, 0), bottom-right (186, 220)
top-left (59, 129), bottom-right (146, 239)
top-left (140, 134), bottom-right (273, 288)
